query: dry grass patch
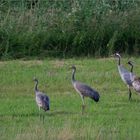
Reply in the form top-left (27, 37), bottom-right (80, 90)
top-left (19, 60), bottom-right (43, 67)
top-left (51, 60), bottom-right (65, 68)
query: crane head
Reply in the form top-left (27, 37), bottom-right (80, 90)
top-left (91, 91), bottom-right (100, 102)
top-left (33, 77), bottom-right (38, 82)
top-left (70, 65), bottom-right (76, 70)
top-left (111, 53), bottom-right (121, 58)
top-left (127, 61), bottom-right (133, 66)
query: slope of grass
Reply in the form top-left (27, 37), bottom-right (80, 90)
top-left (1, 58), bottom-right (140, 139)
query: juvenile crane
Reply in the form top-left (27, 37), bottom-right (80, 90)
top-left (127, 61), bottom-right (140, 93)
top-left (33, 78), bottom-right (50, 119)
top-left (71, 65), bottom-right (100, 114)
top-left (113, 53), bottom-right (134, 100)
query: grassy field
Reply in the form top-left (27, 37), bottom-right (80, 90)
top-left (1, 58), bottom-right (140, 140)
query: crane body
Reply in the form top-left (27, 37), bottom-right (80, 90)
top-left (71, 65), bottom-right (100, 114)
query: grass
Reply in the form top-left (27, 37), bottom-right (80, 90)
top-left (1, 58), bottom-right (140, 140)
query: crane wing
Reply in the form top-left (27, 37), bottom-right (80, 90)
top-left (118, 65), bottom-right (135, 86)
top-left (75, 81), bottom-right (100, 101)
top-left (36, 91), bottom-right (50, 111)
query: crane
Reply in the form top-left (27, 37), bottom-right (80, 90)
top-left (71, 65), bottom-right (100, 114)
top-left (127, 61), bottom-right (140, 93)
top-left (33, 78), bottom-right (50, 121)
top-left (113, 53), bottom-right (134, 100)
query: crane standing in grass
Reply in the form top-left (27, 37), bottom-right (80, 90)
top-left (33, 78), bottom-right (50, 121)
top-left (71, 65), bottom-right (100, 114)
top-left (113, 53), bottom-right (134, 100)
top-left (127, 61), bottom-right (140, 93)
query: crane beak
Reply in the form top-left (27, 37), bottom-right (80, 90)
top-left (127, 61), bottom-right (130, 64)
top-left (127, 61), bottom-right (134, 65)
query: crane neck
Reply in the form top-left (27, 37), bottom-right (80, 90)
top-left (34, 80), bottom-right (39, 92)
top-left (117, 56), bottom-right (121, 65)
top-left (72, 68), bottom-right (76, 83)
top-left (130, 64), bottom-right (133, 73)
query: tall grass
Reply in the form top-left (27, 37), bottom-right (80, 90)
top-left (0, 0), bottom-right (140, 59)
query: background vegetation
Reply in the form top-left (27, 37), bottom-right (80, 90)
top-left (1, 0), bottom-right (140, 59)
top-left (1, 58), bottom-right (140, 140)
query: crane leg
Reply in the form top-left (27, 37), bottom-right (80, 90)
top-left (128, 87), bottom-right (132, 101)
top-left (81, 96), bottom-right (85, 115)
top-left (39, 107), bottom-right (45, 123)
top-left (39, 107), bottom-right (41, 120)
top-left (42, 114), bottom-right (45, 124)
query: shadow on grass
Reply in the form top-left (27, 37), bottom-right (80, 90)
top-left (121, 96), bottom-right (140, 103)
top-left (129, 98), bottom-right (140, 103)
top-left (48, 110), bottom-right (78, 116)
top-left (0, 110), bottom-right (78, 118)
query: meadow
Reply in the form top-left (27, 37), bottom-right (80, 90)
top-left (1, 58), bottom-right (140, 140)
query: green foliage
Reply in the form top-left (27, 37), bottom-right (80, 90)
top-left (0, 0), bottom-right (140, 59)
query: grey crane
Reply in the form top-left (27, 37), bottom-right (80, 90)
top-left (71, 65), bottom-right (100, 114)
top-left (127, 61), bottom-right (140, 93)
top-left (33, 78), bottom-right (50, 120)
top-left (113, 53), bottom-right (134, 100)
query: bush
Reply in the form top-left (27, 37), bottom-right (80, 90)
top-left (0, 0), bottom-right (140, 59)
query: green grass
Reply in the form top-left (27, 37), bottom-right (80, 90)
top-left (1, 58), bottom-right (140, 140)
